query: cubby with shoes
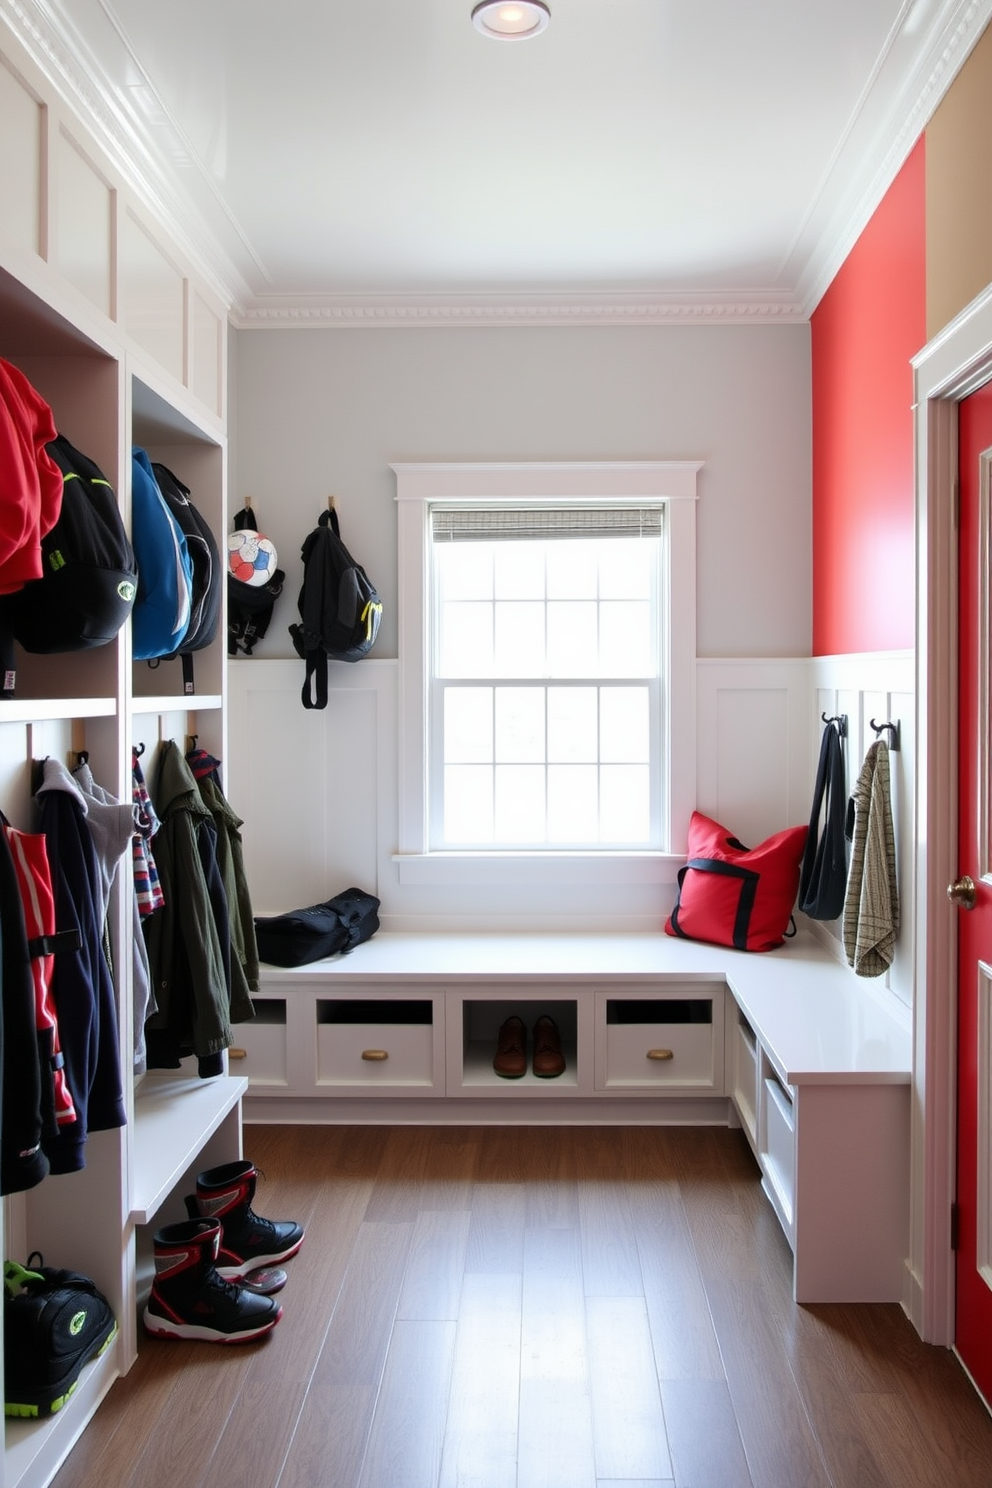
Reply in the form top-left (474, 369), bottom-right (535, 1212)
top-left (493, 1014), bottom-right (567, 1079)
top-left (456, 998), bottom-right (581, 1091)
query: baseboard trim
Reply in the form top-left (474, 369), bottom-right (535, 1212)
top-left (243, 1094), bottom-right (734, 1127)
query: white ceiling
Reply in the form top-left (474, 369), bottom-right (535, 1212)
top-left (20, 0), bottom-right (992, 325)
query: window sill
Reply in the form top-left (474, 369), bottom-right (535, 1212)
top-left (392, 852), bottom-right (683, 887)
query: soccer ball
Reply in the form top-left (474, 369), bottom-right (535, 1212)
top-left (228, 528), bottom-right (278, 587)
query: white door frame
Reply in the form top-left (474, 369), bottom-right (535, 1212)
top-left (913, 282), bottom-right (992, 1343)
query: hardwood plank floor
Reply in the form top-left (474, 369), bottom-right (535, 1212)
top-left (50, 1125), bottom-right (992, 1488)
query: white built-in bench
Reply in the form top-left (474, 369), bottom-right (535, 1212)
top-left (239, 930), bottom-right (912, 1305)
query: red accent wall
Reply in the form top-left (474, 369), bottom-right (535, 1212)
top-left (811, 138), bottom-right (926, 655)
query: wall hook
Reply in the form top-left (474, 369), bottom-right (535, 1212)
top-left (869, 718), bottom-right (900, 751)
top-left (820, 712), bottom-right (848, 738)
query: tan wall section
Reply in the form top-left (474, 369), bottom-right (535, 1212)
top-left (926, 22), bottom-right (992, 340)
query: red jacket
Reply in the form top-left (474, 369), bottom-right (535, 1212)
top-left (0, 358), bottom-right (63, 594)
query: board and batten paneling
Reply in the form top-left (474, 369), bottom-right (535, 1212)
top-left (53, 125), bottom-right (115, 319)
top-left (811, 651), bottom-right (914, 1008)
top-left (0, 51), bottom-right (43, 258)
top-left (694, 658), bottom-right (811, 846)
top-left (229, 653), bottom-right (913, 951)
top-left (227, 659), bottom-right (394, 916)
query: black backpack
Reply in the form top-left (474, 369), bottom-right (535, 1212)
top-left (149, 462), bottom-right (221, 694)
top-left (228, 504), bottom-right (285, 657)
top-left (289, 506), bottom-right (382, 710)
top-left (0, 435), bottom-right (137, 687)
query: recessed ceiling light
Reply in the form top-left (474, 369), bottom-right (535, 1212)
top-left (471, 1), bottom-right (550, 40)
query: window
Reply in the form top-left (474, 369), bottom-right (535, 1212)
top-left (394, 462), bottom-right (700, 885)
top-left (432, 505), bottom-right (663, 849)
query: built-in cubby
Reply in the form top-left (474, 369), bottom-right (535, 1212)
top-left (0, 20), bottom-right (238, 1487)
top-left (248, 963), bottom-right (724, 1108)
top-left (249, 932), bottom-right (912, 1305)
top-left (456, 994), bottom-right (583, 1093)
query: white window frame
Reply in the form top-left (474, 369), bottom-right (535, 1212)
top-left (393, 461), bottom-right (700, 887)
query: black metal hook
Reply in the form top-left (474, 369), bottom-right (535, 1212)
top-left (869, 718), bottom-right (900, 751)
top-left (132, 741), bottom-right (145, 758)
top-left (821, 712), bottom-right (848, 738)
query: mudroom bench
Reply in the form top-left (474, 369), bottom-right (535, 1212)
top-left (240, 930), bottom-right (911, 1304)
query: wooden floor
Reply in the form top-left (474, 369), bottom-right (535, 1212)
top-left (52, 1124), bottom-right (992, 1488)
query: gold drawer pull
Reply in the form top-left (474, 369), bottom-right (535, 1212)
top-left (362, 1049), bottom-right (389, 1062)
top-left (228, 1048), bottom-right (248, 1060)
top-left (647, 1048), bottom-right (674, 1061)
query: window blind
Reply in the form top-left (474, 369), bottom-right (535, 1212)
top-left (430, 506), bottom-right (664, 542)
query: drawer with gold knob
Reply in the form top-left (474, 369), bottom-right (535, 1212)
top-left (315, 999), bottom-right (437, 1090)
top-left (598, 992), bottom-right (723, 1092)
top-left (228, 999), bottom-right (288, 1087)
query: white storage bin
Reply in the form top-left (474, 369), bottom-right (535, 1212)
top-left (759, 1068), bottom-right (796, 1238)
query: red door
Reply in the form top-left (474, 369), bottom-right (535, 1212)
top-left (955, 382), bottom-right (992, 1400)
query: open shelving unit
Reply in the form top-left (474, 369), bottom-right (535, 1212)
top-left (0, 19), bottom-right (241, 1487)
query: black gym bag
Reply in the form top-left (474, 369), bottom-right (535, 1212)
top-left (254, 887), bottom-right (380, 967)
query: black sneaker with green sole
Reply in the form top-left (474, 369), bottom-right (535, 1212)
top-left (4, 1256), bottom-right (118, 1418)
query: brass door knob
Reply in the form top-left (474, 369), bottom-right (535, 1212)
top-left (948, 875), bottom-right (977, 910)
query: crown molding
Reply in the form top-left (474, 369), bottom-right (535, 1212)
top-left (230, 292), bottom-right (808, 331)
top-left (796, 0), bottom-right (992, 316)
top-left (6, 0), bottom-right (990, 332)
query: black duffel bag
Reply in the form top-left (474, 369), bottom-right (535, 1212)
top-left (254, 887), bottom-right (380, 967)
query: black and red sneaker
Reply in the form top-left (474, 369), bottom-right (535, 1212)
top-left (142, 1220), bottom-right (282, 1344)
top-left (187, 1160), bottom-right (304, 1276)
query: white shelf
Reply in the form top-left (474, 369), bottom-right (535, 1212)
top-left (460, 1040), bottom-right (579, 1090)
top-left (4, 1344), bottom-right (117, 1488)
top-left (0, 698), bottom-right (116, 724)
top-left (130, 1073), bottom-right (247, 1224)
top-left (130, 693), bottom-right (222, 716)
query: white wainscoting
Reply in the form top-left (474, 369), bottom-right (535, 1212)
top-left (695, 658), bottom-right (812, 842)
top-left (810, 651), bottom-right (915, 1009)
top-left (227, 658), bottom-right (398, 917)
top-left (228, 651), bottom-right (914, 958)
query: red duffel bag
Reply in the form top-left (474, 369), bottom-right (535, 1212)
top-left (664, 811), bottom-right (808, 952)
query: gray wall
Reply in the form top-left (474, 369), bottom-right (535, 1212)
top-left (230, 322), bottom-right (812, 660)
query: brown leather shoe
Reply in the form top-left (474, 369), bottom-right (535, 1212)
top-left (532, 1015), bottom-right (566, 1078)
top-left (493, 1016), bottom-right (527, 1078)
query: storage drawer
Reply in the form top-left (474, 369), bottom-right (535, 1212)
top-left (759, 1069), bottom-right (795, 1237)
top-left (316, 1000), bottom-right (436, 1089)
top-left (228, 1000), bottom-right (288, 1087)
top-left (600, 997), bottom-right (719, 1091)
top-left (731, 1007), bottom-right (759, 1145)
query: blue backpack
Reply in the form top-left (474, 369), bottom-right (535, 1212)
top-left (131, 448), bottom-right (194, 661)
